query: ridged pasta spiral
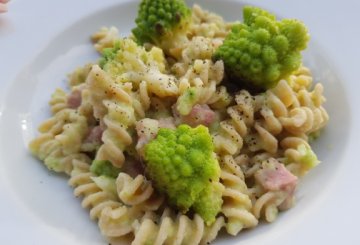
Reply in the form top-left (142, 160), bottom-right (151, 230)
top-left (252, 190), bottom-right (289, 223)
top-left (29, 108), bottom-right (89, 174)
top-left (279, 136), bottom-right (319, 177)
top-left (86, 65), bottom-right (135, 167)
top-left (251, 158), bottom-right (297, 222)
top-left (91, 26), bottom-right (120, 53)
top-left (68, 63), bottom-right (93, 88)
top-left (237, 152), bottom-right (275, 179)
top-left (219, 155), bottom-right (258, 236)
top-left (190, 4), bottom-right (231, 39)
top-left (131, 208), bottom-right (225, 245)
top-left (265, 76), bottom-right (328, 135)
top-left (49, 88), bottom-right (68, 115)
top-left (177, 59), bottom-right (224, 89)
top-left (116, 173), bottom-right (164, 211)
top-left (213, 90), bottom-right (257, 155)
top-left (68, 158), bottom-right (123, 220)
top-left (29, 132), bottom-right (90, 174)
top-left (131, 81), bottom-right (152, 119)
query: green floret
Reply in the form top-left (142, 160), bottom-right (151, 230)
top-left (213, 6), bottom-right (310, 90)
top-left (99, 41), bottom-right (121, 68)
top-left (90, 160), bottom-right (120, 178)
top-left (193, 182), bottom-right (224, 225)
top-left (132, 0), bottom-right (191, 53)
top-left (144, 125), bottom-right (223, 224)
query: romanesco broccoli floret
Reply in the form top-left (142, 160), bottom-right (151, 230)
top-left (99, 41), bottom-right (121, 68)
top-left (132, 0), bottom-right (192, 54)
top-left (90, 160), bottom-right (120, 178)
top-left (213, 6), bottom-right (310, 90)
top-left (144, 124), bottom-right (223, 224)
top-left (100, 38), bottom-right (178, 97)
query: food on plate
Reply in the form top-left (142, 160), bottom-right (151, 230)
top-left (29, 0), bottom-right (329, 244)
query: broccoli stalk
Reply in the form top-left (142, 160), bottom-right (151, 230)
top-left (213, 6), bottom-right (310, 90)
top-left (132, 0), bottom-right (192, 56)
top-left (144, 124), bottom-right (223, 224)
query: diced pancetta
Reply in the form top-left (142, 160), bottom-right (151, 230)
top-left (175, 104), bottom-right (216, 127)
top-left (67, 89), bottom-right (82, 109)
top-left (84, 126), bottom-right (103, 144)
top-left (255, 158), bottom-right (297, 192)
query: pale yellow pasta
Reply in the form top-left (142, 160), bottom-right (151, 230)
top-left (29, 132), bottom-right (90, 174)
top-left (244, 122), bottom-right (279, 154)
top-left (219, 155), bottom-right (258, 235)
top-left (239, 152), bottom-right (275, 179)
top-left (190, 4), bottom-right (232, 39)
top-left (129, 208), bottom-right (224, 245)
top-left (251, 158), bottom-right (296, 222)
top-left (253, 191), bottom-right (289, 222)
top-left (131, 81), bottom-right (152, 119)
top-left (69, 158), bottom-right (123, 220)
top-left (279, 136), bottom-right (320, 177)
top-left (49, 88), bottom-right (68, 115)
top-left (213, 90), bottom-right (257, 155)
top-left (29, 109), bottom-right (89, 174)
top-left (287, 66), bottom-right (313, 92)
top-left (98, 205), bottom-right (145, 239)
top-left (265, 76), bottom-right (328, 135)
top-left (92, 26), bottom-right (120, 53)
top-left (182, 59), bottom-right (223, 87)
top-left (116, 173), bottom-right (164, 211)
top-left (86, 65), bottom-right (135, 167)
top-left (68, 63), bottom-right (93, 88)
top-left (77, 87), bottom-right (97, 126)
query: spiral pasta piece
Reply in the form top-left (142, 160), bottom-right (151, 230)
top-left (252, 158), bottom-right (297, 222)
top-left (91, 26), bottom-right (120, 53)
top-left (131, 208), bottom-right (224, 245)
top-left (264, 72), bottom-right (328, 135)
top-left (219, 155), bottom-right (258, 235)
top-left (29, 109), bottom-right (89, 174)
top-left (68, 63), bottom-right (93, 88)
top-left (252, 191), bottom-right (289, 222)
top-left (86, 65), bottom-right (135, 167)
top-left (279, 136), bottom-right (320, 177)
top-left (69, 158), bottom-right (123, 220)
top-left (116, 173), bottom-right (164, 211)
top-left (213, 90), bottom-right (257, 155)
top-left (244, 123), bottom-right (278, 154)
top-left (190, 4), bottom-right (231, 39)
top-left (286, 66), bottom-right (313, 92)
top-left (177, 59), bottom-right (224, 88)
top-left (98, 205), bottom-right (145, 241)
top-left (131, 81), bottom-right (152, 119)
top-left (49, 88), bottom-right (68, 115)
top-left (29, 132), bottom-right (90, 174)
top-left (296, 83), bottom-right (329, 133)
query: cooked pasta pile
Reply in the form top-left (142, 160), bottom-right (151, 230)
top-left (29, 4), bottom-right (329, 245)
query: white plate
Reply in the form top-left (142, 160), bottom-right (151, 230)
top-left (0, 0), bottom-right (359, 244)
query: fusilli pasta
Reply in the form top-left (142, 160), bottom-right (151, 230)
top-left (29, 3), bottom-right (329, 245)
